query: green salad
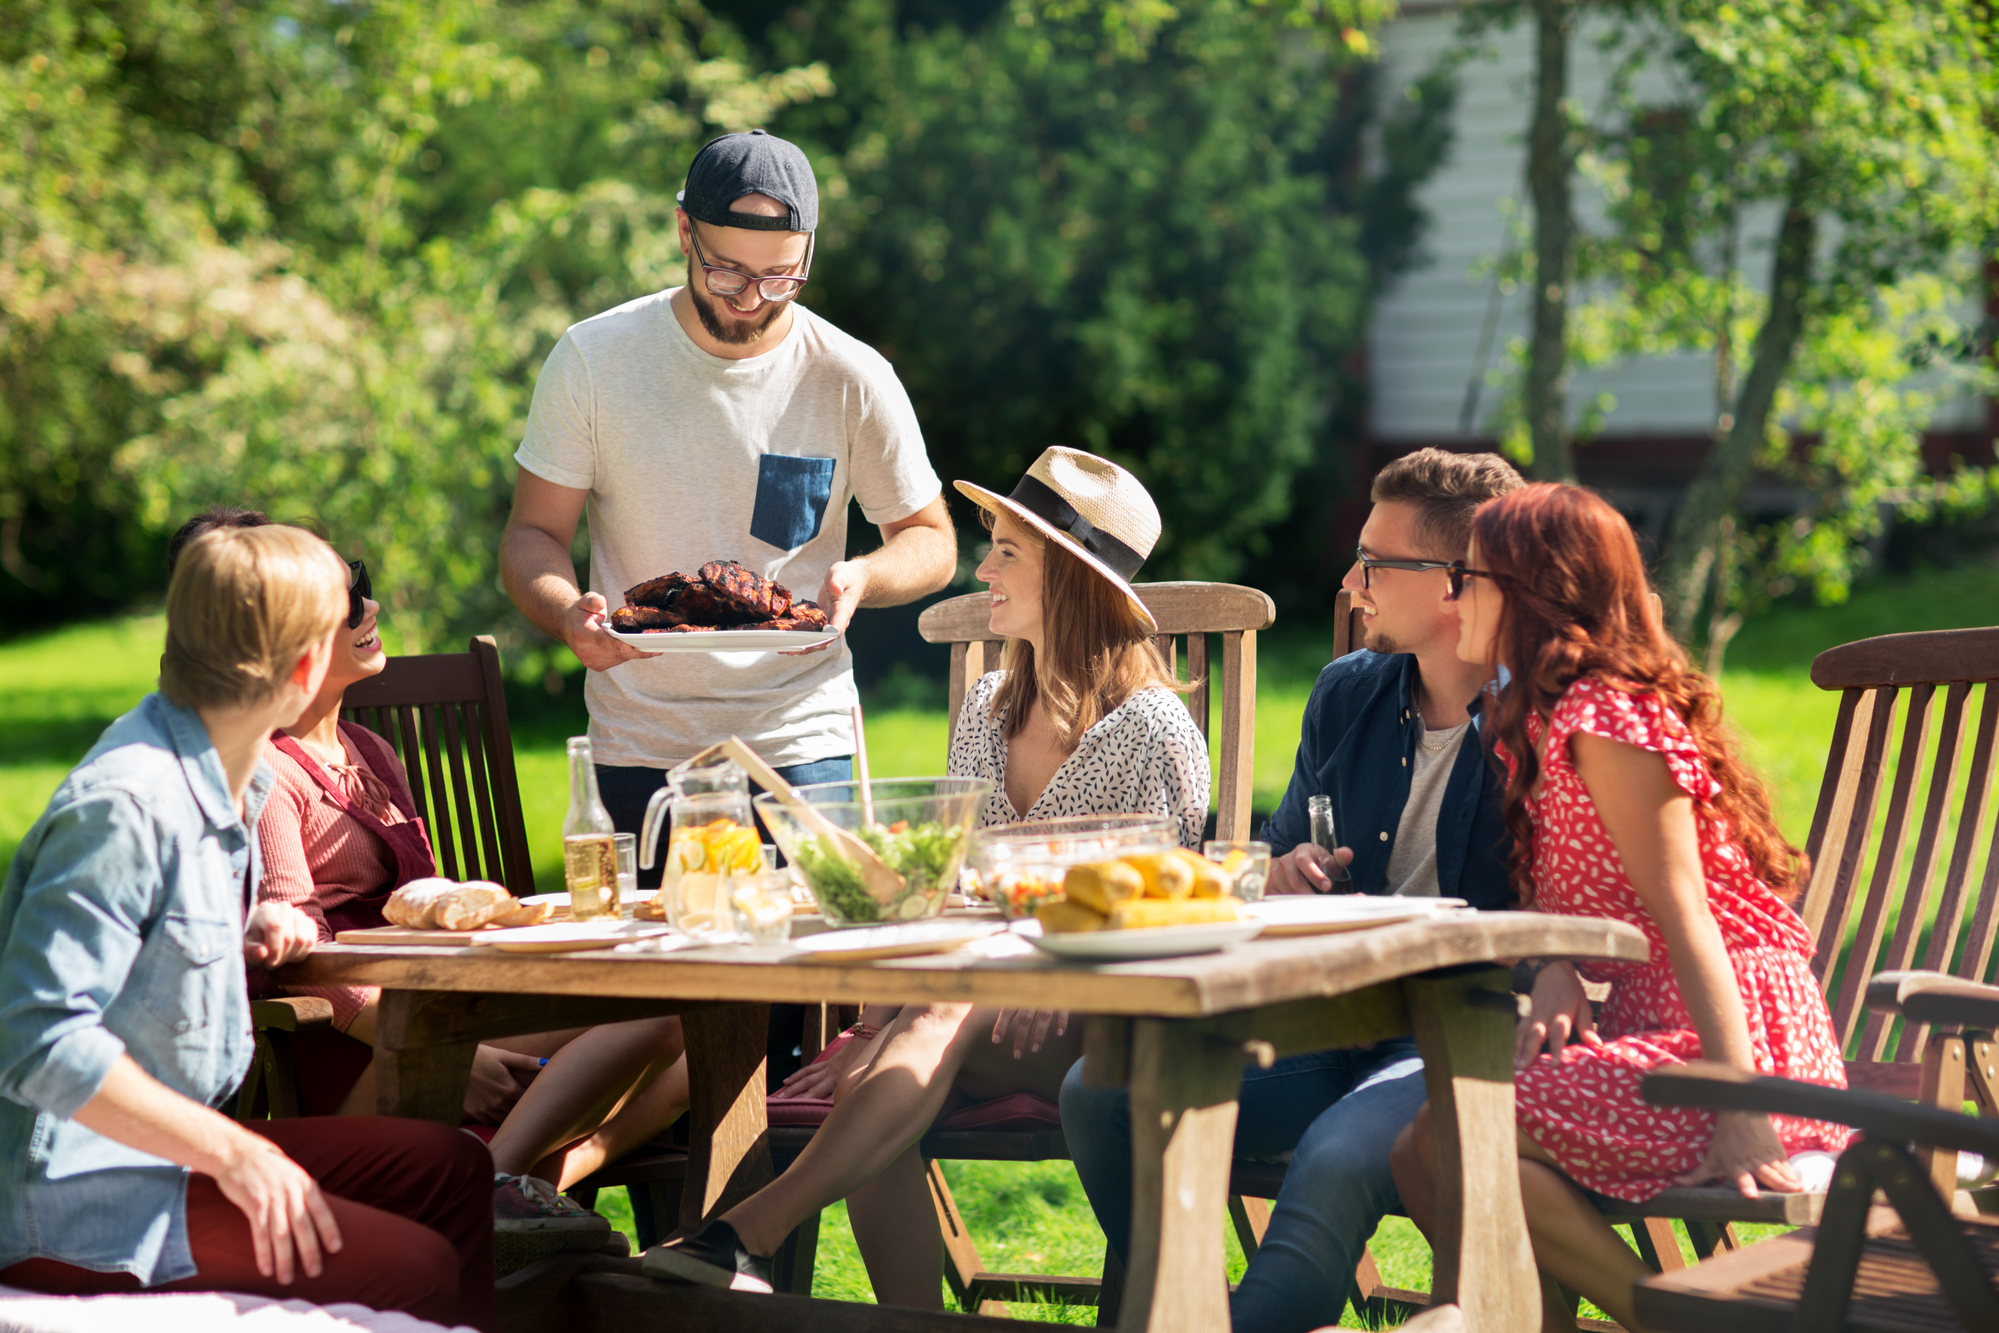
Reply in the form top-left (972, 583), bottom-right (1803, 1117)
top-left (793, 819), bottom-right (969, 924)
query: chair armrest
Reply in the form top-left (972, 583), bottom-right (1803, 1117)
top-left (1642, 1062), bottom-right (1999, 1157)
top-left (1864, 971), bottom-right (1999, 1030)
top-left (251, 996), bottom-right (337, 1032)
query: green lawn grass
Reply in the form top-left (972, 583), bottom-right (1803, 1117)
top-left (3, 557), bottom-right (1993, 1322)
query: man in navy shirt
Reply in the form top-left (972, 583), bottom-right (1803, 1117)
top-left (1061, 448), bottom-right (1524, 1333)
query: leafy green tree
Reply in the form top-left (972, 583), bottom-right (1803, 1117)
top-left (735, 0), bottom-right (1446, 582)
top-left (1564, 0), bottom-right (1998, 647)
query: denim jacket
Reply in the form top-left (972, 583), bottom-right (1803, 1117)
top-left (1261, 651), bottom-right (1515, 911)
top-left (0, 693), bottom-right (266, 1283)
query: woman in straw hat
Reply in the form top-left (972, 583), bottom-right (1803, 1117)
top-left (649, 448), bottom-right (1210, 1303)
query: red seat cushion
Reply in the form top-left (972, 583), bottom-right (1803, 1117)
top-left (933, 1092), bottom-right (1061, 1134)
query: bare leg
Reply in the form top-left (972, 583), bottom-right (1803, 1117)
top-left (1391, 1104), bottom-right (1655, 1332)
top-left (489, 1017), bottom-right (685, 1178)
top-left (539, 1053), bottom-right (691, 1191)
top-left (845, 1144), bottom-right (946, 1308)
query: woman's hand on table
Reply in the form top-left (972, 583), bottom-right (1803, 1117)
top-left (211, 1130), bottom-right (344, 1285)
top-left (1677, 1110), bottom-right (1802, 1197)
top-left (461, 1045), bottom-right (541, 1123)
top-left (1268, 844), bottom-right (1352, 895)
top-left (243, 903), bottom-right (319, 969)
top-left (992, 1008), bottom-right (1067, 1059)
top-left (1515, 960), bottom-right (1601, 1068)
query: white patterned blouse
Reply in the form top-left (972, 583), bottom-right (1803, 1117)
top-left (946, 671), bottom-right (1211, 849)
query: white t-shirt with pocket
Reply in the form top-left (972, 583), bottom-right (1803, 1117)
top-left (515, 289), bottom-right (942, 769)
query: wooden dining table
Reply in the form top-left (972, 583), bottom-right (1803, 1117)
top-left (280, 910), bottom-right (1646, 1333)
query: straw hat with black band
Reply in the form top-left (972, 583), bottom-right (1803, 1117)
top-left (955, 447), bottom-right (1162, 633)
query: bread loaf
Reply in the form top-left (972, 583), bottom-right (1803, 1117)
top-left (382, 878), bottom-right (516, 931)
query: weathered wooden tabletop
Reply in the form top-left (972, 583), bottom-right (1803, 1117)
top-left (282, 911), bottom-right (1647, 1333)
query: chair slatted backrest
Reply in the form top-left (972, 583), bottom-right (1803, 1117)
top-left (338, 635), bottom-right (537, 897)
top-left (917, 582), bottom-right (1276, 841)
top-left (1799, 627), bottom-right (1999, 1071)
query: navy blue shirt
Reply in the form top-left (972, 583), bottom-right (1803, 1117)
top-left (1261, 650), bottom-right (1515, 912)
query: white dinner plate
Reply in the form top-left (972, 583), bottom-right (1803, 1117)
top-left (1244, 895), bottom-right (1468, 938)
top-left (1028, 919), bottom-right (1264, 961)
top-left (472, 920), bottom-right (674, 952)
top-left (790, 919), bottom-right (1003, 963)
top-left (607, 628), bottom-right (840, 653)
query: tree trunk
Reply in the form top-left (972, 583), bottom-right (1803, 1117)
top-left (1525, 0), bottom-right (1575, 481)
top-left (1658, 162), bottom-right (1818, 640)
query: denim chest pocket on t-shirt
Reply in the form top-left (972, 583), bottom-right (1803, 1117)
top-left (749, 454), bottom-right (837, 551)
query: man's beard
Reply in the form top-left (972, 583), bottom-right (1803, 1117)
top-left (1362, 626), bottom-right (1402, 655)
top-left (688, 273), bottom-right (787, 346)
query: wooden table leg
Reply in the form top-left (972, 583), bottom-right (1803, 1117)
top-left (1406, 967), bottom-right (1541, 1333)
top-left (1118, 1016), bottom-right (1243, 1332)
top-left (373, 989), bottom-right (478, 1123)
top-left (679, 1002), bottom-right (776, 1234)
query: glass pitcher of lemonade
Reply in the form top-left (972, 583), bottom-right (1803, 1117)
top-left (640, 754), bottom-right (761, 940)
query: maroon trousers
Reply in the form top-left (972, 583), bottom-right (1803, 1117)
top-left (2, 1118), bottom-right (495, 1332)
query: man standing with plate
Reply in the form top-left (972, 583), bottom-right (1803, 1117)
top-left (501, 130), bottom-right (954, 862)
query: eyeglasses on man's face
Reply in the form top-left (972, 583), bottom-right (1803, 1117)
top-left (1354, 545), bottom-right (1452, 591)
top-left (347, 559), bottom-right (371, 630)
top-left (686, 221), bottom-right (812, 305)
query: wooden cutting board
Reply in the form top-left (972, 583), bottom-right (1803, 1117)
top-left (333, 924), bottom-right (495, 946)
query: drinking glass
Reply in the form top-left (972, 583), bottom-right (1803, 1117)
top-left (1203, 840), bottom-right (1272, 902)
top-left (729, 871), bottom-right (795, 946)
top-left (613, 833), bottom-right (638, 917)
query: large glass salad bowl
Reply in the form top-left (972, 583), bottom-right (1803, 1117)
top-left (754, 777), bottom-right (991, 926)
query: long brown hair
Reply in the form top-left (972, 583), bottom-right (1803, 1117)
top-left (985, 512), bottom-right (1187, 749)
top-left (1472, 484), bottom-right (1802, 905)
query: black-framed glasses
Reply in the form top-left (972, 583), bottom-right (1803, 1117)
top-left (686, 221), bottom-right (813, 304)
top-left (1443, 560), bottom-right (1497, 601)
top-left (1355, 545), bottom-right (1453, 590)
top-left (346, 559), bottom-right (371, 629)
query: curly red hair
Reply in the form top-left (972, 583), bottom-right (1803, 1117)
top-left (1471, 484), bottom-right (1803, 906)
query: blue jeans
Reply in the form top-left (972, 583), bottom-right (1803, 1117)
top-left (596, 758), bottom-right (852, 888)
top-left (1060, 1038), bottom-right (1428, 1333)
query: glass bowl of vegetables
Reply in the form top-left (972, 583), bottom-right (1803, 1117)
top-left (968, 815), bottom-right (1179, 920)
top-left (755, 778), bottom-right (992, 927)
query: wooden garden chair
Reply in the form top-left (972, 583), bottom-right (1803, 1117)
top-left (1635, 987), bottom-right (1999, 1332)
top-left (765, 581), bottom-right (1275, 1315)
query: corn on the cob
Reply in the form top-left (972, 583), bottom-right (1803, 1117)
top-left (1127, 851), bottom-right (1195, 900)
top-left (1036, 900), bottom-right (1109, 934)
top-left (1167, 846), bottom-right (1232, 898)
top-left (1104, 897), bottom-right (1243, 930)
top-left (1064, 861), bottom-right (1145, 914)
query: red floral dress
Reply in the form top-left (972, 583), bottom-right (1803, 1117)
top-left (1510, 677), bottom-right (1852, 1202)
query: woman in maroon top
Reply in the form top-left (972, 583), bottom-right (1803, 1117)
top-left (255, 551), bottom-right (689, 1221)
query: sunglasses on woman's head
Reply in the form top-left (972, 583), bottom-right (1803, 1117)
top-left (1443, 560), bottom-right (1496, 602)
top-left (347, 559), bottom-right (371, 629)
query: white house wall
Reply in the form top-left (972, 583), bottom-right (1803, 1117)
top-left (1367, 5), bottom-right (1989, 443)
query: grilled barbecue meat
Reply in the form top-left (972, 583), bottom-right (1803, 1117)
top-left (624, 572), bottom-right (695, 609)
top-left (610, 604), bottom-right (687, 631)
top-left (614, 563), bottom-right (821, 632)
top-left (783, 601), bottom-right (829, 630)
top-left (697, 561), bottom-right (791, 620)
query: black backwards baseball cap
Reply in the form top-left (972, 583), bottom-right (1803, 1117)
top-left (677, 129), bottom-right (819, 233)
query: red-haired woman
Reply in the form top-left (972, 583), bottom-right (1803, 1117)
top-left (1389, 483), bottom-right (1850, 1330)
